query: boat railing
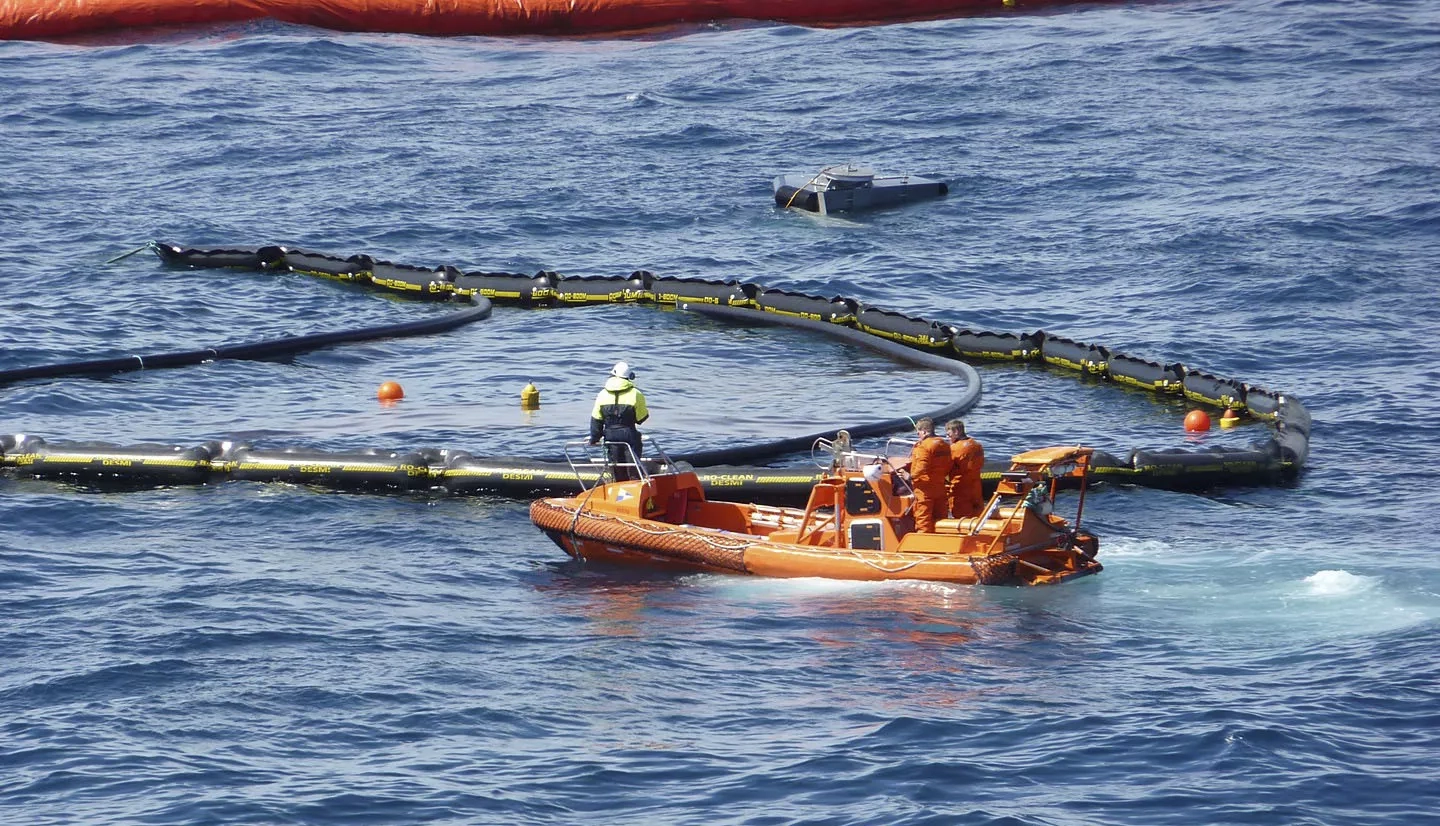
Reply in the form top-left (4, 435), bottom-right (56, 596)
top-left (562, 435), bottom-right (681, 490)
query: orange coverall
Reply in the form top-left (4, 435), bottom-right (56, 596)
top-left (909, 435), bottom-right (953, 533)
top-left (948, 438), bottom-right (986, 519)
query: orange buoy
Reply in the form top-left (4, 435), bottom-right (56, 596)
top-left (377, 381), bottom-right (405, 402)
top-left (1220, 409), bottom-right (1240, 429)
top-left (1184, 409), bottom-right (1211, 432)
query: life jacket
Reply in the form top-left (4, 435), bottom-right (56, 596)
top-left (590, 376), bottom-right (649, 443)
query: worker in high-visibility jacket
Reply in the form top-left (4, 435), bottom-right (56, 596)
top-left (589, 361), bottom-right (649, 481)
top-left (946, 419), bottom-right (986, 519)
top-left (904, 417), bottom-right (952, 533)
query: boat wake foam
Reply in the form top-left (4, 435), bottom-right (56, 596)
top-left (1301, 569), bottom-right (1378, 597)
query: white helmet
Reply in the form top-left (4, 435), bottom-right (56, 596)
top-left (610, 361), bottom-right (634, 379)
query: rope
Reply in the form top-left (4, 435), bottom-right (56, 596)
top-left (844, 549), bottom-right (925, 574)
top-left (783, 166), bottom-right (838, 210)
top-left (566, 483), bottom-right (603, 560)
top-left (104, 241), bottom-right (156, 265)
top-left (553, 500), bottom-right (929, 575)
top-left (556, 502), bottom-right (755, 552)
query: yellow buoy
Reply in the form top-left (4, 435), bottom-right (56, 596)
top-left (520, 382), bottom-right (540, 409)
top-left (1220, 409), bottom-right (1240, 429)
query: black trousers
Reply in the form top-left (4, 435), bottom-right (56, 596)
top-left (604, 431), bottom-right (642, 481)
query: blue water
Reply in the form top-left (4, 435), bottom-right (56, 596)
top-left (4, 2), bottom-right (1440, 823)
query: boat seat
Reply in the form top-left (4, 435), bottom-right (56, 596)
top-left (664, 489), bottom-right (691, 523)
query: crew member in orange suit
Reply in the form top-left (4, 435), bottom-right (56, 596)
top-left (904, 417), bottom-right (952, 533)
top-left (945, 419), bottom-right (986, 519)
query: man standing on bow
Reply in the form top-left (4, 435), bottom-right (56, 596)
top-left (589, 361), bottom-right (649, 481)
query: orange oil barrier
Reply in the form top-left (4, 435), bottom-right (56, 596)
top-left (0, 0), bottom-right (1128, 41)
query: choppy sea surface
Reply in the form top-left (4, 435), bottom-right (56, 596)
top-left (3, 1), bottom-right (1440, 823)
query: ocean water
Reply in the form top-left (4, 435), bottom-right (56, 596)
top-left (3, 1), bottom-right (1440, 823)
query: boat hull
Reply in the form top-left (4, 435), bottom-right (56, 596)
top-left (531, 498), bottom-right (1100, 585)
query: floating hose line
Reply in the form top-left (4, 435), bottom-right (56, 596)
top-left (672, 304), bottom-right (981, 467)
top-left (0, 240), bottom-right (1311, 502)
top-left (0, 298), bottom-right (492, 388)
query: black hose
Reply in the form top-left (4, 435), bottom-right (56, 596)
top-left (0, 299), bottom-right (492, 387)
top-left (671, 304), bottom-right (982, 466)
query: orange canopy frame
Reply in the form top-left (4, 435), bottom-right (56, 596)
top-left (0, 0), bottom-right (1124, 41)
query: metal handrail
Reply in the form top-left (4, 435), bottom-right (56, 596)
top-left (810, 435), bottom-right (890, 473)
top-left (561, 435), bottom-right (680, 490)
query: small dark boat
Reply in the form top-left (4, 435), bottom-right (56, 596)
top-left (773, 164), bottom-right (948, 214)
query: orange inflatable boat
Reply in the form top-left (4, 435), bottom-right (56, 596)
top-left (530, 435), bottom-right (1101, 585)
top-left (0, 0), bottom-right (1125, 41)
